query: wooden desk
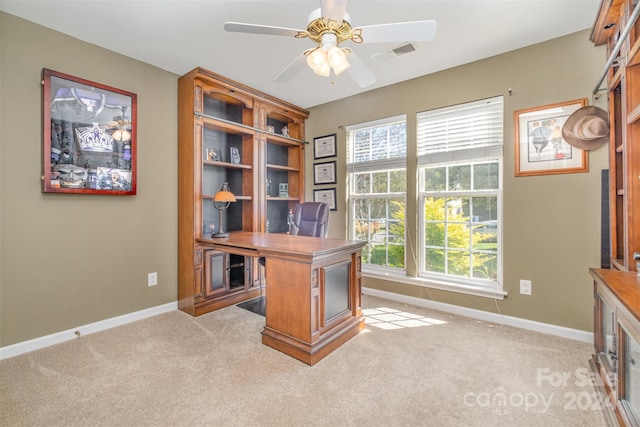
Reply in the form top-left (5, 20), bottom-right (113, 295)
top-left (204, 231), bottom-right (366, 365)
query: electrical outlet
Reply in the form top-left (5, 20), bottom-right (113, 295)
top-left (148, 272), bottom-right (158, 287)
top-left (520, 279), bottom-right (532, 295)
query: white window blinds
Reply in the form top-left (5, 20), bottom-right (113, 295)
top-left (417, 96), bottom-right (503, 165)
top-left (346, 115), bottom-right (406, 173)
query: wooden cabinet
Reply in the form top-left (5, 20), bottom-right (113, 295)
top-left (199, 250), bottom-right (253, 299)
top-left (590, 269), bottom-right (640, 426)
top-left (592, 0), bottom-right (640, 272)
top-left (592, 5), bottom-right (640, 423)
top-left (178, 67), bottom-right (309, 316)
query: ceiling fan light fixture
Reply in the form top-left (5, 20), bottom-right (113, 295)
top-left (225, 3), bottom-right (438, 88)
top-left (332, 60), bottom-right (350, 75)
top-left (327, 45), bottom-right (346, 65)
top-left (314, 61), bottom-right (331, 77)
top-left (306, 47), bottom-right (327, 72)
top-left (306, 39), bottom-right (351, 77)
top-left (330, 48), bottom-right (350, 75)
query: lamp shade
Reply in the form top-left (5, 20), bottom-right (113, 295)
top-left (214, 189), bottom-right (236, 202)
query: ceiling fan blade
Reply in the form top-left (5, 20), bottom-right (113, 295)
top-left (359, 20), bottom-right (437, 44)
top-left (274, 52), bottom-right (308, 83)
top-left (224, 22), bottom-right (303, 38)
top-left (346, 51), bottom-right (376, 88)
top-left (320, 0), bottom-right (348, 22)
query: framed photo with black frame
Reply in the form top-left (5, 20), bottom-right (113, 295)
top-left (314, 188), bottom-right (337, 211)
top-left (313, 134), bottom-right (336, 159)
top-left (313, 161), bottom-right (336, 185)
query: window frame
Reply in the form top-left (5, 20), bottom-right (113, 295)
top-left (416, 96), bottom-right (504, 293)
top-left (346, 115), bottom-right (407, 273)
top-left (418, 158), bottom-right (503, 289)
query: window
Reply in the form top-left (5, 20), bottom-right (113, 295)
top-left (417, 96), bottom-right (503, 289)
top-left (347, 116), bottom-right (406, 271)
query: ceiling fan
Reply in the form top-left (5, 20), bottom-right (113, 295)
top-left (224, 0), bottom-right (437, 88)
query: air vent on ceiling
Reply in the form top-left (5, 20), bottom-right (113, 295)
top-left (371, 43), bottom-right (417, 63)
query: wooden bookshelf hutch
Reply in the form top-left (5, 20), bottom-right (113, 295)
top-left (590, 1), bottom-right (640, 426)
top-left (177, 67), bottom-right (309, 316)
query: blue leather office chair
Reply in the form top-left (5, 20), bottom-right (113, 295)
top-left (289, 202), bottom-right (329, 237)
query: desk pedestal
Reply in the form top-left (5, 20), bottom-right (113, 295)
top-left (262, 249), bottom-right (364, 365)
top-left (209, 231), bottom-right (366, 365)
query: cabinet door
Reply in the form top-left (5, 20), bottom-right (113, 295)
top-left (203, 250), bottom-right (229, 298)
top-left (598, 294), bottom-right (618, 374)
top-left (619, 314), bottom-right (640, 425)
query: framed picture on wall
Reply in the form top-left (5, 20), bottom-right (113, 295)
top-left (42, 68), bottom-right (137, 195)
top-left (514, 98), bottom-right (588, 177)
top-left (314, 188), bottom-right (337, 211)
top-left (313, 161), bottom-right (337, 185)
top-left (314, 134), bottom-right (337, 159)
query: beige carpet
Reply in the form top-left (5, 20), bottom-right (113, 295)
top-left (1, 295), bottom-right (606, 426)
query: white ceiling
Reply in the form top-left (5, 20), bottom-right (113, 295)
top-left (0, 0), bottom-right (600, 108)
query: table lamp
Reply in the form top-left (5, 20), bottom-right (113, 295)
top-left (212, 182), bottom-right (236, 238)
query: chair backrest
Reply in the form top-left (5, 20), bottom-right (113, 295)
top-left (290, 202), bottom-right (329, 237)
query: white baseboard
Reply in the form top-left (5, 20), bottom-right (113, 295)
top-left (0, 301), bottom-right (178, 360)
top-left (2, 290), bottom-right (592, 360)
top-left (362, 287), bottom-right (593, 343)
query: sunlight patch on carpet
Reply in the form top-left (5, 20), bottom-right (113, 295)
top-left (363, 307), bottom-right (448, 330)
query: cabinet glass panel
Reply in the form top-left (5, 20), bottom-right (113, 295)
top-left (624, 330), bottom-right (640, 424)
top-left (206, 252), bottom-right (226, 295)
top-left (601, 301), bottom-right (616, 370)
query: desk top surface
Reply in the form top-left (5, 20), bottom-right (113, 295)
top-left (200, 231), bottom-right (366, 258)
top-left (590, 268), bottom-right (640, 323)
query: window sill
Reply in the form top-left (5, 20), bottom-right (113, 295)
top-left (362, 269), bottom-right (508, 300)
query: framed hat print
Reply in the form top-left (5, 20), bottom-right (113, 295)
top-left (514, 98), bottom-right (589, 177)
top-left (42, 68), bottom-right (137, 194)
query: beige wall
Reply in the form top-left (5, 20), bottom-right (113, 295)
top-left (0, 12), bottom-right (606, 347)
top-left (0, 13), bottom-right (179, 346)
top-left (305, 29), bottom-right (607, 332)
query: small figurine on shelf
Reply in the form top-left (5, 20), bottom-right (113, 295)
top-left (230, 147), bottom-right (240, 164)
top-left (281, 126), bottom-right (289, 137)
top-left (287, 208), bottom-right (294, 234)
top-left (279, 183), bottom-right (289, 198)
top-left (266, 179), bottom-right (271, 197)
top-left (206, 148), bottom-right (219, 161)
